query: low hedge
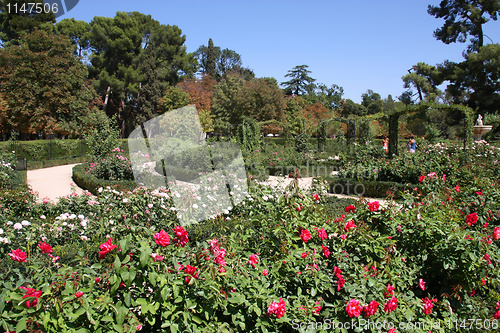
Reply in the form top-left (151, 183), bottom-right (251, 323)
top-left (154, 160), bottom-right (200, 182)
top-left (72, 163), bottom-right (137, 195)
top-left (325, 176), bottom-right (420, 198)
top-left (28, 156), bottom-right (91, 170)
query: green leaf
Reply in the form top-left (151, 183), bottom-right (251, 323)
top-left (192, 315), bottom-right (203, 324)
top-left (16, 318), bottom-right (27, 332)
top-left (227, 293), bottom-right (245, 304)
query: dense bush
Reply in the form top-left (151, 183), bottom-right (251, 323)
top-left (72, 163), bottom-right (136, 195)
top-left (1, 164), bottom-right (500, 332)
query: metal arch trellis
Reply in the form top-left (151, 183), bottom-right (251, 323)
top-left (384, 102), bottom-right (475, 156)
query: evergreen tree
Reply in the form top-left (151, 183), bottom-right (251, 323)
top-left (206, 38), bottom-right (217, 79)
top-left (281, 65), bottom-right (316, 96)
top-left (0, 0), bottom-right (55, 46)
top-left (428, 0), bottom-right (500, 53)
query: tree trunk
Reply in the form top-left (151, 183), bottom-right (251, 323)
top-left (103, 86), bottom-right (111, 111)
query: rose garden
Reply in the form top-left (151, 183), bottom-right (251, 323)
top-left (2, 2), bottom-right (500, 332)
top-left (1, 123), bottom-right (500, 332)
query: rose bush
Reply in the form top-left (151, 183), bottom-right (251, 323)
top-left (0, 156), bottom-right (499, 332)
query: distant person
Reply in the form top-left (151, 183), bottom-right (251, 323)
top-left (382, 136), bottom-right (389, 154)
top-left (408, 136), bottom-right (417, 153)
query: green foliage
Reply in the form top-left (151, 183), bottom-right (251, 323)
top-left (211, 74), bottom-right (245, 132)
top-left (237, 117), bottom-right (261, 154)
top-left (158, 86), bottom-right (191, 113)
top-left (0, 30), bottom-right (92, 136)
top-left (1, 161), bottom-right (500, 331)
top-left (88, 11), bottom-right (197, 136)
top-left (88, 148), bottom-right (134, 182)
top-left (428, 0), bottom-right (500, 52)
top-left (281, 64), bottom-right (316, 96)
top-left (0, 0), bottom-right (56, 46)
top-left (72, 163), bottom-right (136, 195)
top-left (294, 132), bottom-right (311, 153)
top-left (0, 150), bottom-right (16, 188)
top-left (84, 114), bottom-right (120, 162)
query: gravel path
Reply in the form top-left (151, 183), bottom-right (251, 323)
top-left (27, 164), bottom-right (84, 203)
top-left (258, 176), bottom-right (391, 206)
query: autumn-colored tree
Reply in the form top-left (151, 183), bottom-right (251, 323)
top-left (0, 93), bottom-right (8, 134)
top-left (302, 102), bottom-right (331, 134)
top-left (0, 30), bottom-right (93, 136)
top-left (177, 74), bottom-right (216, 112)
top-left (240, 78), bottom-right (286, 123)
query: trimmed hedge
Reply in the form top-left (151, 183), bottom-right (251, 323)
top-left (72, 163), bottom-right (137, 195)
top-left (154, 160), bottom-right (199, 182)
top-left (28, 156), bottom-right (90, 170)
top-left (325, 176), bottom-right (420, 198)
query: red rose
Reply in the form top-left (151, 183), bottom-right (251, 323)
top-left (267, 298), bottom-right (286, 318)
top-left (344, 220), bottom-right (357, 231)
top-left (346, 299), bottom-right (363, 318)
top-left (322, 245), bottom-right (330, 258)
top-left (99, 238), bottom-right (118, 259)
top-left (466, 213), bottom-right (478, 226)
top-left (368, 201), bottom-right (380, 212)
top-left (300, 229), bottom-right (311, 242)
top-left (363, 300), bottom-right (379, 318)
top-left (19, 286), bottom-right (42, 308)
top-left (153, 230), bottom-right (170, 247)
top-left (38, 241), bottom-right (53, 254)
top-left (317, 228), bottom-right (327, 241)
top-left (8, 249), bottom-right (27, 263)
top-left (173, 226), bottom-right (189, 247)
top-left (75, 291), bottom-right (84, 298)
top-left (384, 297), bottom-right (398, 313)
top-left (344, 205), bottom-right (355, 213)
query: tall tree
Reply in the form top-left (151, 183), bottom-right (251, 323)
top-left (402, 63), bottom-right (444, 103)
top-left (88, 11), bottom-right (196, 137)
top-left (445, 43), bottom-right (500, 114)
top-left (239, 78), bottom-right (286, 123)
top-left (55, 18), bottom-right (90, 59)
top-left (195, 39), bottom-right (246, 80)
top-left (361, 89), bottom-right (384, 114)
top-left (0, 30), bottom-right (93, 136)
top-left (428, 0), bottom-right (500, 52)
top-left (211, 74), bottom-right (245, 132)
top-left (0, 0), bottom-right (55, 46)
top-left (281, 65), bottom-right (316, 96)
top-left (206, 38), bottom-right (217, 79)
top-left (339, 99), bottom-right (367, 117)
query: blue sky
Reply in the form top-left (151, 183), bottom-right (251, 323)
top-left (59, 0), bottom-right (500, 103)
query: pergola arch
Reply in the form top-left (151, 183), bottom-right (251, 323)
top-left (385, 103), bottom-right (474, 156)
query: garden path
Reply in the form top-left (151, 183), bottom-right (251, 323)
top-left (26, 164), bottom-right (390, 206)
top-left (27, 163), bottom-right (84, 203)
top-left (259, 176), bottom-right (390, 206)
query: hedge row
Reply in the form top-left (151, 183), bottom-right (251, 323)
top-left (154, 160), bottom-right (200, 182)
top-left (72, 163), bottom-right (137, 195)
top-left (325, 176), bottom-right (420, 198)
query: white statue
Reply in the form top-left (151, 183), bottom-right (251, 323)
top-left (476, 114), bottom-right (483, 126)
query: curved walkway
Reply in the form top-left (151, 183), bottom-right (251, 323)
top-left (26, 164), bottom-right (390, 206)
top-left (27, 164), bottom-right (84, 203)
top-left (258, 175), bottom-right (390, 206)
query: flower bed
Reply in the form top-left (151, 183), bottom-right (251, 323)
top-left (1, 165), bottom-right (500, 332)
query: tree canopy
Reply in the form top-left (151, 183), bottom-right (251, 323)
top-left (0, 30), bottom-right (94, 136)
top-left (428, 0), bottom-right (500, 52)
top-left (281, 65), bottom-right (316, 96)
